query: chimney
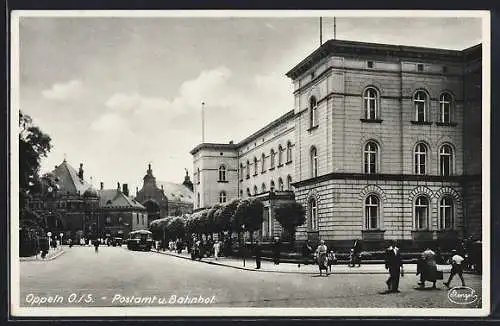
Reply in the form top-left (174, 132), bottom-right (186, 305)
top-left (123, 184), bottom-right (129, 197)
top-left (78, 163), bottom-right (84, 180)
top-left (117, 182), bottom-right (121, 191)
top-left (229, 140), bottom-right (233, 144)
top-left (100, 182), bottom-right (104, 190)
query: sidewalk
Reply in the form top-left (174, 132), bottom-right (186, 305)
top-left (20, 247), bottom-right (65, 262)
top-left (153, 249), bottom-right (453, 275)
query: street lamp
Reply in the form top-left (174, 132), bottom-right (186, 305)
top-left (242, 224), bottom-right (246, 267)
top-left (60, 232), bottom-right (63, 246)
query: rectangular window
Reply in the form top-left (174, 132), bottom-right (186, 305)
top-left (440, 156), bottom-right (451, 176)
top-left (136, 215), bottom-right (139, 225)
top-left (417, 63), bottom-right (424, 72)
top-left (367, 61), bottom-right (374, 68)
top-left (416, 102), bottom-right (425, 122)
top-left (416, 207), bottom-right (427, 229)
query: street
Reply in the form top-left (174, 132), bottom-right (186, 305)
top-left (19, 246), bottom-right (482, 308)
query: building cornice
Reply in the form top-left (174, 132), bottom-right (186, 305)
top-left (286, 39), bottom-right (481, 80)
top-left (292, 173), bottom-right (476, 188)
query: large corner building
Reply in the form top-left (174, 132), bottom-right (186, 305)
top-left (190, 39), bottom-right (482, 250)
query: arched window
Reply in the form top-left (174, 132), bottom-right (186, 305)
top-left (310, 96), bottom-right (318, 128)
top-left (414, 196), bottom-right (429, 230)
top-left (439, 196), bottom-right (454, 229)
top-left (309, 198), bottom-right (318, 230)
top-left (414, 91), bottom-right (428, 122)
top-left (363, 87), bottom-right (379, 120)
top-left (287, 175), bottom-right (292, 191)
top-left (219, 191), bottom-right (227, 203)
top-left (261, 183), bottom-right (267, 193)
top-left (311, 146), bottom-right (318, 178)
top-left (278, 145), bottom-right (283, 166)
top-left (253, 157), bottom-right (258, 176)
top-left (440, 144), bottom-right (453, 176)
top-left (246, 188), bottom-right (251, 197)
top-left (240, 163), bottom-right (244, 181)
top-left (261, 153), bottom-right (266, 173)
top-left (286, 141), bottom-right (292, 163)
top-left (253, 186), bottom-right (258, 196)
top-left (239, 189), bottom-right (243, 197)
top-left (197, 193), bottom-right (200, 208)
top-left (270, 180), bottom-right (275, 192)
top-left (364, 141), bottom-right (378, 174)
top-left (246, 160), bottom-right (250, 179)
top-left (414, 143), bottom-right (427, 175)
top-left (197, 167), bottom-right (200, 184)
top-left (270, 149), bottom-right (276, 169)
top-left (218, 165), bottom-right (226, 181)
top-left (278, 178), bottom-right (284, 191)
top-left (365, 195), bottom-right (379, 229)
top-left (440, 92), bottom-right (452, 124)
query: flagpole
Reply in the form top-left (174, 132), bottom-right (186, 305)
top-left (319, 17), bottom-right (323, 46)
top-left (201, 102), bottom-right (205, 143)
top-left (334, 17), bottom-right (336, 40)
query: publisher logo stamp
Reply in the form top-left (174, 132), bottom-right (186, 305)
top-left (447, 286), bottom-right (478, 305)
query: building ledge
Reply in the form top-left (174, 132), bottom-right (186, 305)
top-left (360, 118), bottom-right (383, 123)
top-left (277, 164), bottom-right (284, 168)
top-left (410, 120), bottom-right (433, 126)
top-left (285, 161), bottom-right (293, 165)
top-left (436, 122), bottom-right (458, 127)
top-left (269, 167), bottom-right (276, 171)
top-left (307, 125), bottom-right (319, 132)
top-left (217, 180), bottom-right (229, 183)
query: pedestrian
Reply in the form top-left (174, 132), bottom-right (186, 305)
top-left (299, 240), bottom-right (314, 268)
top-left (272, 237), bottom-right (281, 265)
top-left (68, 238), bottom-right (73, 248)
top-left (384, 240), bottom-right (404, 293)
top-left (94, 238), bottom-right (100, 253)
top-left (254, 240), bottom-right (263, 269)
top-left (417, 248), bottom-right (438, 289)
top-left (353, 239), bottom-right (362, 267)
top-left (315, 240), bottom-right (329, 276)
top-left (444, 249), bottom-right (466, 288)
top-left (213, 240), bottom-right (221, 260)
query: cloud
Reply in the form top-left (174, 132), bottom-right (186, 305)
top-left (90, 112), bottom-right (129, 133)
top-left (41, 79), bottom-right (84, 101)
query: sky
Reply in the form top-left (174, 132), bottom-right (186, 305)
top-left (17, 13), bottom-right (483, 194)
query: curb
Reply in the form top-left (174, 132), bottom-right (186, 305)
top-left (153, 250), bottom-right (395, 275)
top-left (20, 249), bottom-right (65, 262)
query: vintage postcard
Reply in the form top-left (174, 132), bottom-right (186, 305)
top-left (10, 10), bottom-right (491, 317)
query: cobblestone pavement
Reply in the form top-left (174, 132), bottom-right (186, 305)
top-left (19, 246), bottom-right (483, 310)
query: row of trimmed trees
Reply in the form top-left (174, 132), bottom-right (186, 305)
top-left (148, 198), bottom-right (307, 246)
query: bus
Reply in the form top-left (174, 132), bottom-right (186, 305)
top-left (126, 230), bottom-right (153, 251)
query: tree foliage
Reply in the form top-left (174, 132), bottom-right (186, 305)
top-left (273, 202), bottom-right (306, 242)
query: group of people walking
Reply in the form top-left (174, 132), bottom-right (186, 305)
top-left (384, 240), bottom-right (467, 294)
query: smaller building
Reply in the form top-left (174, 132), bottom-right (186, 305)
top-left (135, 164), bottom-right (194, 221)
top-left (98, 182), bottom-right (148, 239)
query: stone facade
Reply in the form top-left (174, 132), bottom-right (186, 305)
top-left (190, 39), bottom-right (483, 250)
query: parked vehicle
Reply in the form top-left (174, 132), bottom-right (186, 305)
top-left (126, 230), bottom-right (153, 251)
top-left (111, 237), bottom-right (123, 247)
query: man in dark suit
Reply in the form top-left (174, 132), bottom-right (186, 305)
top-left (384, 240), bottom-right (404, 293)
top-left (254, 241), bottom-right (263, 269)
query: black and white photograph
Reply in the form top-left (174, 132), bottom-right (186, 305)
top-left (10, 10), bottom-right (490, 317)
